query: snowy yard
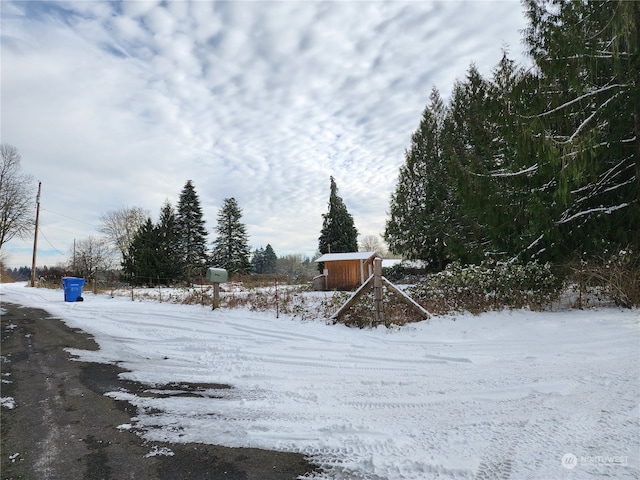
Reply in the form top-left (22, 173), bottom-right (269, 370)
top-left (1, 282), bottom-right (638, 480)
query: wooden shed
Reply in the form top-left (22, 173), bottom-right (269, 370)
top-left (313, 251), bottom-right (379, 291)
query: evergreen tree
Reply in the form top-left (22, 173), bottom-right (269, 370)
top-left (385, 88), bottom-right (454, 270)
top-left (262, 244), bottom-right (277, 274)
top-left (445, 57), bottom-right (555, 262)
top-left (211, 197), bottom-right (252, 275)
top-left (251, 247), bottom-right (265, 274)
top-left (386, 0), bottom-right (638, 265)
top-left (443, 65), bottom-right (497, 262)
top-left (482, 53), bottom-right (555, 261)
top-left (522, 0), bottom-right (639, 258)
top-left (156, 201), bottom-right (181, 284)
top-left (250, 245), bottom-right (277, 274)
top-left (387, 62), bottom-right (553, 265)
top-left (176, 180), bottom-right (209, 282)
top-left (122, 218), bottom-right (159, 285)
top-left (318, 176), bottom-right (358, 256)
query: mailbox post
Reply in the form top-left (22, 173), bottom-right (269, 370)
top-left (206, 267), bottom-right (228, 309)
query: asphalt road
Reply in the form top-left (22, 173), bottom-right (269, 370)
top-left (1, 302), bottom-right (316, 480)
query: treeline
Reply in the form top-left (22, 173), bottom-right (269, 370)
top-left (5, 176), bottom-right (355, 286)
top-left (385, 0), bottom-right (639, 270)
top-left (116, 181), bottom-right (317, 286)
top-left (4, 265), bottom-right (66, 282)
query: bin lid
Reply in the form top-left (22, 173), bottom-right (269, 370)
top-left (62, 276), bottom-right (85, 284)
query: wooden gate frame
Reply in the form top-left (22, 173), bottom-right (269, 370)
top-left (331, 258), bottom-right (430, 324)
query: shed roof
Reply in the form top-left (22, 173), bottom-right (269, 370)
top-left (315, 251), bottom-right (378, 262)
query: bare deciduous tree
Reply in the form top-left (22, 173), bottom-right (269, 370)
top-left (72, 236), bottom-right (113, 280)
top-left (359, 234), bottom-right (387, 257)
top-left (98, 206), bottom-right (149, 262)
top-left (0, 144), bottom-right (35, 251)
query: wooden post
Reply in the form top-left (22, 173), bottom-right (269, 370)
top-left (212, 283), bottom-right (220, 310)
top-left (373, 258), bottom-right (383, 325)
top-left (274, 278), bottom-right (279, 318)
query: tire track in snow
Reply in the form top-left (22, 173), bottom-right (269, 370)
top-left (475, 421), bottom-right (526, 480)
top-left (4, 284), bottom-right (637, 480)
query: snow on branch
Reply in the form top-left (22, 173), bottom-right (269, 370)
top-left (508, 233), bottom-right (546, 264)
top-left (470, 164), bottom-right (538, 178)
top-left (556, 203), bottom-right (629, 224)
top-left (565, 94), bottom-right (619, 144)
top-left (571, 157), bottom-right (634, 199)
top-left (522, 83), bottom-right (627, 119)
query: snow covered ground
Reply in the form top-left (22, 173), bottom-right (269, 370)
top-left (1, 282), bottom-right (638, 480)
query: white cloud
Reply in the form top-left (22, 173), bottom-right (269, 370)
top-left (1, 0), bottom-right (529, 269)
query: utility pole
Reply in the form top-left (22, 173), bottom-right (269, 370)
top-left (30, 181), bottom-right (41, 287)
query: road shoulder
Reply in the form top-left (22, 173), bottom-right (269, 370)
top-left (1, 302), bottom-right (315, 480)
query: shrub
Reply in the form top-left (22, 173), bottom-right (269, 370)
top-left (382, 262), bottom-right (426, 284)
top-left (408, 261), bottom-right (564, 315)
top-left (569, 249), bottom-right (639, 308)
top-left (383, 263), bottom-right (407, 283)
top-left (217, 285), bottom-right (321, 321)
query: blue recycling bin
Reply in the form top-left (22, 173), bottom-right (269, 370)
top-left (61, 277), bottom-right (85, 302)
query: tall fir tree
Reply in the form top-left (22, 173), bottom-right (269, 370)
top-left (445, 57), bottom-right (555, 262)
top-left (156, 201), bottom-right (181, 284)
top-left (522, 0), bottom-right (640, 258)
top-left (122, 218), bottom-right (159, 285)
top-left (386, 1), bottom-right (638, 265)
top-left (175, 180), bottom-right (209, 282)
top-left (211, 197), bottom-right (252, 275)
top-left (385, 88), bottom-right (454, 270)
top-left (481, 53), bottom-right (556, 261)
top-left (261, 244), bottom-right (277, 274)
top-left (251, 245), bottom-right (278, 274)
top-left (121, 203), bottom-right (183, 285)
top-left (318, 176), bottom-right (358, 258)
top-left (443, 65), bottom-right (496, 263)
top-left (251, 247), bottom-right (265, 274)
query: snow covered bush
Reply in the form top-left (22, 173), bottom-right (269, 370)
top-left (218, 285), bottom-right (327, 321)
top-left (408, 261), bottom-right (563, 314)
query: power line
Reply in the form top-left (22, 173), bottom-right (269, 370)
top-left (39, 221), bottom-right (81, 237)
top-left (38, 228), bottom-right (68, 256)
top-left (41, 207), bottom-right (98, 228)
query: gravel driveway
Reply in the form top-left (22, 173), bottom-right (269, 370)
top-left (1, 302), bottom-right (316, 480)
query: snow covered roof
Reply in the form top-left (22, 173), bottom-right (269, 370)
top-left (315, 251), bottom-right (378, 262)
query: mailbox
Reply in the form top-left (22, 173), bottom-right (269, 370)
top-left (206, 267), bottom-right (228, 283)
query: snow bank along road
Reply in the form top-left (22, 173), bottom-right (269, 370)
top-left (1, 282), bottom-right (638, 480)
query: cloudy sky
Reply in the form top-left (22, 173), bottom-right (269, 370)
top-left (1, 0), bottom-right (529, 269)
